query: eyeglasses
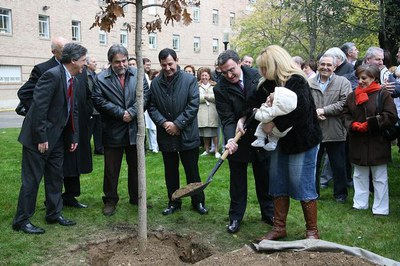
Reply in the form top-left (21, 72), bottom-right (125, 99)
top-left (221, 66), bottom-right (237, 76)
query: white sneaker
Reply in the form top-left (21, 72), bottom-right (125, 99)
top-left (215, 152), bottom-right (221, 159)
top-left (251, 139), bottom-right (265, 147)
top-left (200, 151), bottom-right (209, 156)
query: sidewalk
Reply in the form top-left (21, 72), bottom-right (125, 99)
top-left (0, 110), bottom-right (23, 128)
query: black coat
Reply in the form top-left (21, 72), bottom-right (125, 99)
top-left (63, 68), bottom-right (93, 176)
top-left (148, 67), bottom-right (200, 151)
top-left (18, 65), bottom-right (79, 152)
top-left (214, 66), bottom-right (268, 162)
top-left (18, 56), bottom-right (59, 111)
top-left (92, 66), bottom-right (149, 147)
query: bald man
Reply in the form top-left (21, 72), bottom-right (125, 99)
top-left (18, 36), bottom-right (69, 114)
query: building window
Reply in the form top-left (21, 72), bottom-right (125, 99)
top-left (148, 33), bottom-right (157, 50)
top-left (212, 38), bottom-right (219, 54)
top-left (72, 21), bottom-right (81, 42)
top-left (172, 34), bottom-right (180, 51)
top-left (193, 37), bottom-right (200, 53)
top-left (120, 29), bottom-right (128, 47)
top-left (38, 15), bottom-right (50, 39)
top-left (230, 12), bottom-right (235, 26)
top-left (212, 9), bottom-right (219, 25)
top-left (0, 8), bottom-right (12, 34)
top-left (0, 65), bottom-right (21, 83)
top-left (193, 7), bottom-right (200, 22)
top-left (99, 30), bottom-right (107, 45)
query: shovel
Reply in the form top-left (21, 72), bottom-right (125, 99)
top-left (171, 112), bottom-right (255, 200)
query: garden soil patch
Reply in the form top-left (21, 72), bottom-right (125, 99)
top-left (43, 225), bottom-right (377, 266)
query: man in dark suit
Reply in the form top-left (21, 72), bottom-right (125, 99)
top-left (12, 43), bottom-right (88, 234)
top-left (17, 36), bottom-right (68, 113)
top-left (214, 50), bottom-right (274, 234)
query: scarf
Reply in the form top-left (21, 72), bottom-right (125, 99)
top-left (354, 81), bottom-right (381, 105)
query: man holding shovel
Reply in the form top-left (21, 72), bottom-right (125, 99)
top-left (214, 50), bottom-right (274, 234)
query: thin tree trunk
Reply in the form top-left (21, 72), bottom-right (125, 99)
top-left (135, 0), bottom-right (147, 253)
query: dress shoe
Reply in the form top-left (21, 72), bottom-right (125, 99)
top-left (64, 201), bottom-right (88, 208)
top-left (46, 215), bottom-right (76, 226)
top-left (261, 215), bottom-right (274, 226)
top-left (12, 222), bottom-right (45, 234)
top-left (162, 205), bottom-right (181, 215)
top-left (227, 220), bottom-right (240, 234)
top-left (194, 203), bottom-right (208, 215)
top-left (103, 203), bottom-right (116, 216)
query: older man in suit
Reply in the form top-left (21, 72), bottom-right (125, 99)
top-left (12, 43), bottom-right (87, 234)
top-left (17, 36), bottom-right (68, 114)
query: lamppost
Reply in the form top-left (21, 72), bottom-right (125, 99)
top-left (223, 31), bottom-right (229, 51)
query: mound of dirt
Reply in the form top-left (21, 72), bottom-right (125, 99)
top-left (47, 229), bottom-right (377, 265)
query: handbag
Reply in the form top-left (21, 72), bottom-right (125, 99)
top-left (15, 101), bottom-right (27, 116)
top-left (375, 90), bottom-right (400, 141)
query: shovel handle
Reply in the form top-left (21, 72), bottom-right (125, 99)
top-left (220, 131), bottom-right (243, 160)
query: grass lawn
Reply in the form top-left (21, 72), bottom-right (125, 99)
top-left (1, 127), bottom-right (400, 264)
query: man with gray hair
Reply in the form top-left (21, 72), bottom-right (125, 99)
top-left (325, 47), bottom-right (353, 76)
top-left (341, 42), bottom-right (359, 65)
top-left (309, 53), bottom-right (352, 203)
top-left (13, 43), bottom-right (88, 234)
top-left (363, 46), bottom-right (390, 84)
top-left (93, 44), bottom-right (149, 216)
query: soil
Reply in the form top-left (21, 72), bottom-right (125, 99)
top-left (42, 225), bottom-right (377, 266)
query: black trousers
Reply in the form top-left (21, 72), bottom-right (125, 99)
top-left (228, 158), bottom-right (274, 221)
top-left (102, 145), bottom-right (138, 205)
top-left (13, 138), bottom-right (64, 226)
top-left (62, 175), bottom-right (81, 204)
top-left (316, 141), bottom-right (348, 198)
top-left (161, 147), bottom-right (205, 208)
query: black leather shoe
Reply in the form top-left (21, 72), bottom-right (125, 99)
top-left (12, 223), bottom-right (45, 234)
top-left (262, 215), bottom-right (274, 226)
top-left (194, 203), bottom-right (208, 215)
top-left (64, 201), bottom-right (88, 208)
top-left (46, 215), bottom-right (76, 226)
top-left (162, 205), bottom-right (181, 215)
top-left (227, 220), bottom-right (240, 234)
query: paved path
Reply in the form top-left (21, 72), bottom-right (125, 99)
top-left (0, 110), bottom-right (23, 128)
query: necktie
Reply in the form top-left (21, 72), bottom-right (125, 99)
top-left (239, 80), bottom-right (244, 91)
top-left (68, 77), bottom-right (75, 132)
top-left (118, 74), bottom-right (125, 88)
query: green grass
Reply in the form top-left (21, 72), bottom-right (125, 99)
top-left (1, 127), bottom-right (400, 264)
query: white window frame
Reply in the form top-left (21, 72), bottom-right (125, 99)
top-left (0, 8), bottom-right (12, 34)
top-left (172, 34), bottom-right (180, 51)
top-left (0, 65), bottom-right (21, 83)
top-left (230, 12), bottom-right (235, 26)
top-left (72, 20), bottom-right (81, 42)
top-left (193, 7), bottom-right (200, 23)
top-left (38, 15), bottom-right (50, 39)
top-left (120, 29), bottom-right (128, 47)
top-left (99, 30), bottom-right (107, 45)
top-left (212, 9), bottom-right (219, 25)
top-left (212, 38), bottom-right (219, 54)
top-left (148, 33), bottom-right (157, 50)
top-left (193, 37), bottom-right (200, 53)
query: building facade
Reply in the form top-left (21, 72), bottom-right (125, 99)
top-left (0, 0), bottom-right (253, 109)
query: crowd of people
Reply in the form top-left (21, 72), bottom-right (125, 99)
top-left (11, 37), bottom-right (400, 243)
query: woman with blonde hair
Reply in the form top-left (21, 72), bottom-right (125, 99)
top-left (252, 45), bottom-right (322, 241)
